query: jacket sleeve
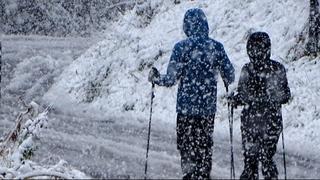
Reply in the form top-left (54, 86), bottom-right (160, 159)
top-left (154, 43), bottom-right (185, 87)
top-left (237, 65), bottom-right (252, 104)
top-left (274, 66), bottom-right (291, 104)
top-left (217, 44), bottom-right (235, 87)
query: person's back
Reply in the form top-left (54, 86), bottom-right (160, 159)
top-left (148, 8), bottom-right (235, 179)
top-left (152, 8), bottom-right (234, 116)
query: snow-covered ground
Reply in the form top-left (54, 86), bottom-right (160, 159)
top-left (1, 0), bottom-right (320, 179)
top-left (32, 108), bottom-right (320, 179)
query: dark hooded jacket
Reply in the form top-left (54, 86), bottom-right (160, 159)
top-left (154, 8), bottom-right (235, 116)
top-left (235, 33), bottom-right (291, 179)
top-left (236, 32), bottom-right (291, 131)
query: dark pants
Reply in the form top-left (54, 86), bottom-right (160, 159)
top-left (176, 113), bottom-right (215, 180)
top-left (240, 105), bottom-right (282, 180)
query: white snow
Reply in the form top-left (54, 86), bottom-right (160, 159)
top-left (0, 103), bottom-right (89, 179)
top-left (2, 0), bottom-right (320, 178)
top-left (43, 0), bottom-right (318, 159)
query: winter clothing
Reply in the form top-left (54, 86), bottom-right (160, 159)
top-left (149, 8), bottom-right (235, 179)
top-left (152, 8), bottom-right (235, 116)
top-left (177, 114), bottom-right (214, 179)
top-left (235, 32), bottom-right (291, 179)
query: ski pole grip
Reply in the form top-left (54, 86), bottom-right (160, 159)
top-left (151, 83), bottom-right (155, 99)
top-left (224, 81), bottom-right (229, 93)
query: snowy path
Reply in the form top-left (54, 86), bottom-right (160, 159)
top-left (33, 110), bottom-right (320, 179)
top-left (34, 111), bottom-right (181, 179)
top-left (2, 35), bottom-right (320, 179)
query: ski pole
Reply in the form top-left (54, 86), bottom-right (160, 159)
top-left (0, 41), bottom-right (2, 104)
top-left (144, 82), bottom-right (155, 179)
top-left (225, 85), bottom-right (235, 179)
top-left (281, 122), bottom-right (287, 180)
top-left (230, 98), bottom-right (235, 179)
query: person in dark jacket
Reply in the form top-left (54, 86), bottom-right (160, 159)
top-left (148, 8), bottom-right (235, 179)
top-left (232, 32), bottom-right (291, 179)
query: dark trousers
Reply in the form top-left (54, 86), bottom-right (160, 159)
top-left (240, 106), bottom-right (282, 180)
top-left (176, 113), bottom-right (215, 180)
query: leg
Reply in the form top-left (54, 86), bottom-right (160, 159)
top-left (176, 114), bottom-right (214, 179)
top-left (177, 114), bottom-right (197, 179)
top-left (260, 110), bottom-right (282, 179)
top-left (240, 156), bottom-right (259, 180)
top-left (240, 135), bottom-right (259, 180)
top-left (240, 115), bottom-right (260, 180)
top-left (260, 135), bottom-right (280, 179)
top-left (194, 116), bottom-right (214, 179)
top-left (199, 147), bottom-right (213, 179)
top-left (180, 149), bottom-right (197, 180)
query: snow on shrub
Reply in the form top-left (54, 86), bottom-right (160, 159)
top-left (0, 101), bottom-right (88, 179)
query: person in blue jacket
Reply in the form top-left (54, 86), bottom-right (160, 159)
top-left (148, 8), bottom-right (235, 179)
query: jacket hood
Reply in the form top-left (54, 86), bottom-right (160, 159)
top-left (183, 8), bottom-right (209, 37)
top-left (247, 32), bottom-right (271, 67)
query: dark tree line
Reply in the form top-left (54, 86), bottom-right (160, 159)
top-left (0, 0), bottom-right (134, 36)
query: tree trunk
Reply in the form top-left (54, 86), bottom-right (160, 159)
top-left (307, 0), bottom-right (320, 56)
top-left (0, 41), bottom-right (2, 102)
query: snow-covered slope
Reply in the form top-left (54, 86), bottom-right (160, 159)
top-left (44, 0), bottom-right (318, 159)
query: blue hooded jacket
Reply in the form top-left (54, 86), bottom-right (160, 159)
top-left (154, 8), bottom-right (235, 116)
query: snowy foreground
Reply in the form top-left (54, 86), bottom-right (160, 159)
top-left (0, 102), bottom-right (88, 179)
top-left (0, 35), bottom-right (98, 178)
top-left (1, 0), bottom-right (320, 179)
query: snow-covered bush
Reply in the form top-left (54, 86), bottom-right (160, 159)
top-left (6, 54), bottom-right (71, 103)
top-left (0, 102), bottom-right (88, 179)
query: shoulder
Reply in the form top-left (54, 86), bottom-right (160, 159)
top-left (269, 59), bottom-right (286, 72)
top-left (207, 38), bottom-right (224, 50)
top-left (173, 39), bottom-right (193, 51)
top-left (238, 63), bottom-right (251, 79)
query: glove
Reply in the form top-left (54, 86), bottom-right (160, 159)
top-left (228, 93), bottom-right (244, 108)
top-left (148, 67), bottom-right (160, 83)
top-left (226, 91), bottom-right (235, 103)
